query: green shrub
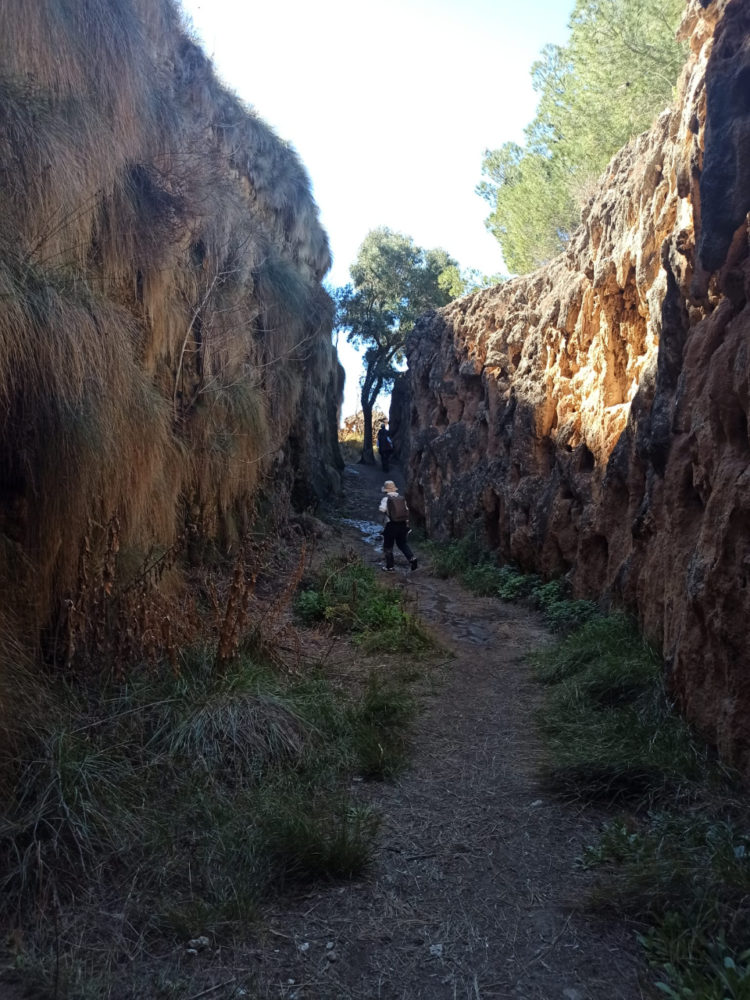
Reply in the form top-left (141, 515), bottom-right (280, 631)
top-left (530, 579), bottom-right (566, 609)
top-left (585, 813), bottom-right (750, 999)
top-left (295, 588), bottom-right (326, 623)
top-left (526, 579), bottom-right (600, 633)
top-left (495, 565), bottom-right (541, 601)
top-left (422, 532), bottom-right (486, 578)
top-left (542, 597), bottom-right (600, 633)
top-left (296, 553), bottom-right (434, 656)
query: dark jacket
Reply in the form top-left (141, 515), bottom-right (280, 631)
top-left (377, 427), bottom-right (393, 453)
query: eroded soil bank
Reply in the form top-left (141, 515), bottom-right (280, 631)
top-left (246, 460), bottom-right (644, 1000)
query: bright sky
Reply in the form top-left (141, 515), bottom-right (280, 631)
top-left (178, 0), bottom-right (573, 418)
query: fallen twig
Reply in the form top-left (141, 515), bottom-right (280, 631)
top-left (185, 978), bottom-right (237, 1000)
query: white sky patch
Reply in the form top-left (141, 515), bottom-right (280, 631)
top-left (178, 0), bottom-right (573, 418)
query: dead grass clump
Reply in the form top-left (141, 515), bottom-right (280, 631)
top-left (0, 254), bottom-right (180, 633)
top-left (167, 685), bottom-right (309, 781)
top-left (185, 379), bottom-right (271, 541)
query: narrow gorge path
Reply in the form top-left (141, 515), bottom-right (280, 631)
top-left (249, 462), bottom-right (646, 1000)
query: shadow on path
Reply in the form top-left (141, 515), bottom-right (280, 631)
top-left (253, 462), bottom-right (644, 999)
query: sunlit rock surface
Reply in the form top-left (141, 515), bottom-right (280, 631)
top-left (403, 0), bottom-right (750, 769)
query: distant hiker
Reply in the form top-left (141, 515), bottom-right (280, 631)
top-left (379, 480), bottom-right (418, 572)
top-left (376, 420), bottom-right (394, 473)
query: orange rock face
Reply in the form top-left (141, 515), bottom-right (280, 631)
top-left (403, 0), bottom-right (750, 770)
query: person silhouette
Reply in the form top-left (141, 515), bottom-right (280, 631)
top-left (376, 420), bottom-right (394, 473)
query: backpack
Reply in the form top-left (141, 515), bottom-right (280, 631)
top-left (386, 495), bottom-right (409, 522)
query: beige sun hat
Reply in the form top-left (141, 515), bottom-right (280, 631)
top-left (382, 480), bottom-right (398, 493)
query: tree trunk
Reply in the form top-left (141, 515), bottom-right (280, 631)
top-left (359, 376), bottom-right (381, 464)
top-left (360, 397), bottom-right (375, 464)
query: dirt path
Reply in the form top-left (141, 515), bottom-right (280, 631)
top-left (248, 462), bottom-right (646, 999)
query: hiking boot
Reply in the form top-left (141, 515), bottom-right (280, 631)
top-left (381, 565), bottom-right (395, 573)
top-left (410, 558), bottom-right (418, 571)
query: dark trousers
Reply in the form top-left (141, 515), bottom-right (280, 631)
top-left (383, 521), bottom-right (413, 568)
top-left (380, 450), bottom-right (393, 472)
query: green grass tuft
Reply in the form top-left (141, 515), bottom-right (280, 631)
top-left (422, 532), bottom-right (486, 579)
top-left (532, 614), bottom-right (712, 805)
top-left (348, 672), bottom-right (416, 779)
top-left (257, 777), bottom-right (380, 882)
top-left (536, 612), bottom-right (750, 999)
top-left (295, 553), bottom-right (434, 656)
top-left (0, 635), bottom-right (426, 995)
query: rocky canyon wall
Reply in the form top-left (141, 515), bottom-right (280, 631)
top-left (0, 0), bottom-right (342, 655)
top-left (403, 0), bottom-right (750, 769)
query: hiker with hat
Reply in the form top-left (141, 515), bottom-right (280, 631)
top-left (379, 480), bottom-right (418, 572)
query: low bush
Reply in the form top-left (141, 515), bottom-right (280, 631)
top-left (294, 553), bottom-right (434, 657)
top-left (494, 565), bottom-right (541, 601)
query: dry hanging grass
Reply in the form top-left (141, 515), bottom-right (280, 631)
top-left (0, 0), bottom-right (340, 679)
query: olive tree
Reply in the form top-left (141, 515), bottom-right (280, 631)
top-left (335, 227), bottom-right (461, 463)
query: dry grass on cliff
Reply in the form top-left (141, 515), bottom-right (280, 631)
top-left (338, 431), bottom-right (364, 464)
top-left (0, 12), bottom-right (340, 997)
top-left (0, 0), bottom-right (335, 659)
top-left (0, 617), bottom-right (49, 780)
top-left (0, 1), bottom-right (183, 272)
top-left (0, 251), bottom-right (181, 627)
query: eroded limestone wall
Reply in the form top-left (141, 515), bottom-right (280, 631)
top-left (404, 0), bottom-right (750, 769)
